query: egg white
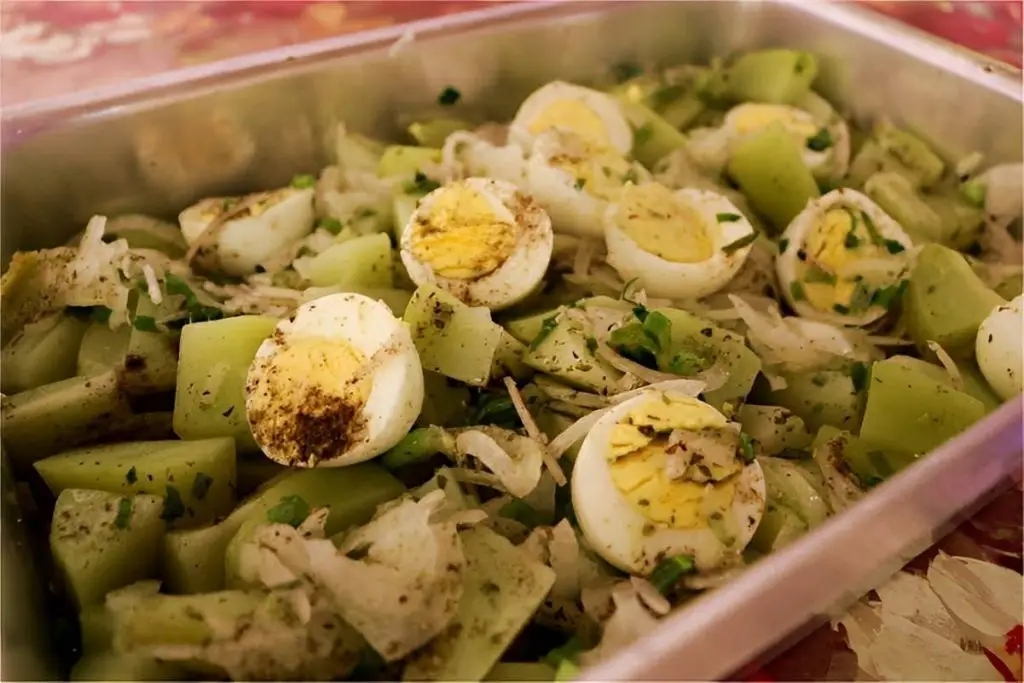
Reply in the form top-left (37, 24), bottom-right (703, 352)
top-left (245, 292), bottom-right (423, 467)
top-left (777, 189), bottom-right (914, 327)
top-left (442, 131), bottom-right (529, 187)
top-left (571, 391), bottom-right (766, 575)
top-left (400, 177), bottom-right (554, 310)
top-left (975, 294), bottom-right (1022, 401)
top-left (509, 81), bottom-right (633, 156)
top-left (524, 130), bottom-right (651, 239)
top-left (179, 188), bottom-right (315, 276)
top-left (686, 103), bottom-right (850, 181)
top-left (604, 184), bottom-right (757, 299)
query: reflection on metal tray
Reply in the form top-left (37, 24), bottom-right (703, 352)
top-left (1, 1), bottom-right (1021, 681)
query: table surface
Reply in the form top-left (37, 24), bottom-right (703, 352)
top-left (1, 1), bottom-right (1021, 681)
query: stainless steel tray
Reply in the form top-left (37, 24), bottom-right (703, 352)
top-left (2, 1), bottom-right (1022, 680)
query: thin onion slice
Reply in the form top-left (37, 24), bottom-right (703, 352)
top-left (503, 377), bottom-right (567, 486)
top-left (597, 344), bottom-right (678, 384)
top-left (926, 341), bottom-right (964, 391)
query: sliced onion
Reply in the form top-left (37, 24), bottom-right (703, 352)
top-left (597, 344), bottom-right (678, 384)
top-left (548, 408), bottom-right (610, 460)
top-left (455, 430), bottom-right (543, 498)
top-left (926, 341), bottom-right (964, 392)
top-left (630, 576), bottom-right (671, 616)
top-left (502, 377), bottom-right (567, 486)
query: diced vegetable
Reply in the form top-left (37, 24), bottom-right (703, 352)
top-left (403, 527), bottom-right (556, 681)
top-left (754, 456), bottom-right (830, 550)
top-left (404, 285), bottom-right (504, 386)
top-left (300, 233), bottom-right (394, 289)
top-left (618, 100), bottom-right (688, 168)
top-left (392, 192), bottom-right (420, 242)
top-left (1, 372), bottom-right (133, 462)
top-left (884, 355), bottom-right (1002, 413)
top-left (223, 464), bottom-right (405, 588)
top-left (172, 315), bottom-right (278, 451)
top-left (50, 489), bottom-right (165, 608)
top-left (408, 118), bottom-right (471, 148)
top-left (873, 122), bottom-right (944, 189)
top-left (921, 193), bottom-right (985, 251)
top-left (860, 359), bottom-right (986, 457)
top-left (492, 331), bottom-right (534, 382)
top-left (765, 368), bottom-right (867, 434)
top-left (378, 145), bottom-right (442, 179)
top-left (77, 321), bottom-right (132, 377)
top-left (736, 404), bottom-right (812, 456)
top-left (726, 49), bottom-right (819, 105)
top-left (35, 438), bottom-right (236, 528)
top-left (864, 172), bottom-right (944, 244)
top-left (0, 312), bottom-right (88, 394)
top-left (121, 295), bottom-right (179, 395)
top-left (523, 315), bottom-right (621, 394)
top-left (727, 123), bottom-right (821, 232)
top-left (904, 244), bottom-right (1005, 358)
top-left (102, 214), bottom-right (188, 258)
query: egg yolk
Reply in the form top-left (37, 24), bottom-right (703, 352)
top-left (799, 207), bottom-right (887, 312)
top-left (609, 443), bottom-right (738, 530)
top-left (528, 99), bottom-right (612, 150)
top-left (730, 103), bottom-right (819, 141)
top-left (614, 184), bottom-right (715, 263)
top-left (408, 184), bottom-right (518, 280)
top-left (200, 189), bottom-right (296, 224)
top-left (548, 145), bottom-right (635, 201)
top-left (247, 336), bottom-right (372, 465)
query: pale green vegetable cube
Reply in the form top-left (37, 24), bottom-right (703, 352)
top-left (224, 464), bottom-right (404, 587)
top-left (50, 489), bottom-right (165, 608)
top-left (523, 317), bottom-right (621, 394)
top-left (873, 122), bottom-right (944, 189)
top-left (727, 49), bottom-right (818, 104)
top-left (904, 244), bottom-right (1005, 358)
top-left (35, 438), bottom-right (237, 528)
top-left (492, 331), bottom-right (534, 382)
top-left (864, 172), bottom-right (944, 244)
top-left (505, 308), bottom-right (556, 346)
top-left (378, 145), bottom-right (442, 179)
top-left (77, 321), bottom-right (132, 377)
top-left (172, 315), bottom-right (277, 451)
top-left (303, 233), bottom-right (394, 289)
top-left (418, 370), bottom-right (471, 428)
top-left (392, 192), bottom-right (420, 242)
top-left (121, 296), bottom-right (179, 395)
top-left (619, 100), bottom-right (687, 168)
top-left (846, 138), bottom-right (923, 190)
top-left (2, 372), bottom-right (132, 462)
top-left (407, 118), bottom-right (471, 148)
top-left (736, 404), bottom-right (812, 456)
top-left (767, 369), bottom-right (866, 434)
top-left (922, 193), bottom-right (985, 251)
top-left (79, 604), bottom-right (114, 655)
top-left (860, 359), bottom-right (985, 457)
top-left (403, 527), bottom-right (556, 681)
top-left (885, 355), bottom-right (1002, 413)
top-left (726, 123), bottom-right (820, 233)
top-left (404, 285), bottom-right (504, 386)
top-left (1, 312), bottom-right (88, 394)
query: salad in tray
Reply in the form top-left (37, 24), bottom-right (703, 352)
top-left (1, 48), bottom-right (1021, 681)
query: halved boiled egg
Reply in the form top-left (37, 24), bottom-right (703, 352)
top-left (687, 103), bottom-right (850, 181)
top-left (179, 187), bottom-right (315, 276)
top-left (509, 81), bottom-right (633, 156)
top-left (442, 132), bottom-right (529, 187)
top-left (245, 292), bottom-right (424, 467)
top-left (777, 189), bottom-right (914, 327)
top-left (524, 130), bottom-right (650, 238)
top-left (399, 177), bottom-right (554, 310)
top-left (975, 294), bottom-right (1023, 401)
top-left (572, 390), bottom-right (766, 575)
top-left (604, 183), bottom-right (757, 299)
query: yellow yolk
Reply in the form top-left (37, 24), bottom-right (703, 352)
top-left (730, 104), bottom-right (819, 140)
top-left (199, 190), bottom-right (296, 223)
top-left (607, 394), bottom-right (728, 460)
top-left (408, 185), bottom-right (518, 280)
top-left (614, 184), bottom-right (714, 263)
top-left (801, 208), bottom-right (882, 311)
top-left (548, 146), bottom-right (635, 201)
top-left (528, 99), bottom-right (612, 150)
top-left (609, 442), bottom-right (739, 529)
top-left (248, 336), bottom-right (372, 412)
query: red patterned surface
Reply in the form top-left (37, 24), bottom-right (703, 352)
top-left (0, 1), bottom-right (1020, 107)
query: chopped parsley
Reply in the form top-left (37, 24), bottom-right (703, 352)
top-left (529, 315), bottom-right (560, 350)
top-left (132, 315), bottom-right (159, 332)
top-left (738, 432), bottom-right (756, 463)
top-left (631, 304), bottom-right (649, 323)
top-left (114, 497), bottom-right (133, 530)
top-left (290, 174), bottom-right (317, 189)
top-left (164, 273), bottom-right (223, 324)
top-left (721, 232), bottom-right (757, 254)
top-left (778, 237), bottom-right (790, 253)
top-left (833, 303), bottom-right (851, 315)
top-left (317, 217), bottom-right (344, 234)
top-left (789, 281), bottom-right (807, 302)
top-left (649, 553), bottom-right (697, 594)
top-left (125, 466), bottom-right (138, 485)
top-left (666, 348), bottom-right (707, 376)
top-left (266, 495), bottom-right (311, 528)
top-left (585, 336), bottom-right (598, 353)
top-left (470, 392), bottom-right (521, 429)
top-left (405, 171), bottom-right (441, 195)
top-left (633, 123), bottom-right (653, 148)
top-left (716, 212), bottom-right (742, 223)
top-left (161, 486), bottom-right (186, 523)
top-left (608, 311), bottom-right (672, 370)
top-left (849, 361), bottom-right (870, 392)
top-left (884, 239), bottom-right (906, 254)
top-left (805, 128), bottom-right (834, 151)
top-left (190, 472), bottom-right (214, 501)
top-left (437, 86), bottom-right (461, 106)
top-left (870, 279), bottom-right (909, 309)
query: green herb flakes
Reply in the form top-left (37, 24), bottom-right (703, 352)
top-left (290, 174), bottom-right (317, 189)
top-left (721, 231), bottom-right (757, 255)
top-left (649, 553), bottom-right (696, 594)
top-left (114, 497), bottom-right (133, 530)
top-left (266, 495), bottom-right (311, 528)
top-left (738, 432), bottom-right (756, 463)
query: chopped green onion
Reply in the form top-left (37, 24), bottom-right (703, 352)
top-left (833, 303), bottom-right (851, 315)
top-left (161, 486), bottom-right (185, 523)
top-left (716, 213), bottom-right (743, 223)
top-left (649, 553), bottom-right (696, 594)
top-left (498, 499), bottom-right (543, 528)
top-left (573, 178), bottom-right (587, 191)
top-left (844, 230), bottom-right (861, 249)
top-left (870, 279), bottom-right (909, 309)
top-left (631, 304), bottom-right (649, 323)
top-left (437, 86), bottom-right (461, 106)
top-left (290, 174), bottom-right (317, 189)
top-left (805, 128), bottom-right (834, 151)
top-left (641, 311), bottom-right (671, 350)
top-left (470, 392), bottom-right (522, 429)
top-left (738, 432), bottom-right (756, 463)
top-left (849, 361), bottom-right (870, 392)
top-left (132, 315), bottom-right (159, 333)
top-left (266, 495), bottom-right (310, 528)
top-left (861, 210), bottom-right (885, 245)
top-left (114, 497), bottom-right (133, 530)
top-left (529, 315), bottom-right (560, 350)
top-left (722, 231), bottom-right (757, 256)
top-left (405, 171), bottom-right (441, 195)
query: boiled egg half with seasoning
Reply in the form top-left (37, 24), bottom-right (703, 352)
top-left (179, 187), bottom-right (315, 276)
top-left (687, 103), bottom-right (850, 181)
top-left (604, 183), bottom-right (757, 299)
top-left (509, 81), bottom-right (633, 155)
top-left (245, 292), bottom-right (423, 467)
top-left (975, 294), bottom-right (1023, 401)
top-left (777, 189), bottom-right (914, 327)
top-left (400, 177), bottom-right (554, 310)
top-left (572, 390), bottom-right (766, 575)
top-left (525, 130), bottom-right (650, 238)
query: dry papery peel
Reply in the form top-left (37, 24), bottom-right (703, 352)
top-left (835, 552), bottom-right (1023, 681)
